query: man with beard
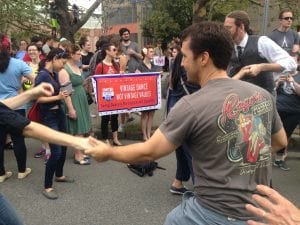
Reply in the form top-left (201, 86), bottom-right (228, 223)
top-left (85, 22), bottom-right (287, 224)
top-left (224, 10), bottom-right (297, 95)
top-left (119, 27), bottom-right (142, 73)
top-left (118, 27), bottom-right (142, 131)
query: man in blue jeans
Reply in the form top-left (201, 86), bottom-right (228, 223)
top-left (85, 22), bottom-right (287, 224)
top-left (0, 83), bottom-right (90, 224)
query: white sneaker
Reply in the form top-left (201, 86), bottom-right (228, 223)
top-left (0, 171), bottom-right (12, 182)
top-left (18, 168), bottom-right (32, 179)
top-left (90, 114), bottom-right (97, 118)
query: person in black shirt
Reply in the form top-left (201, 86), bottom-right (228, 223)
top-left (0, 83), bottom-right (90, 225)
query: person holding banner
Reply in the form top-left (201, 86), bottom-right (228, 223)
top-left (95, 42), bottom-right (123, 146)
top-left (136, 46), bottom-right (161, 141)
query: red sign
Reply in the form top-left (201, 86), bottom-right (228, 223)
top-left (92, 72), bottom-right (161, 115)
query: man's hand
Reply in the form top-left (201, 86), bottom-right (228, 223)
top-left (127, 48), bottom-right (137, 56)
top-left (84, 137), bottom-right (111, 162)
top-left (245, 185), bottom-right (300, 225)
top-left (242, 64), bottom-right (262, 77)
top-left (30, 83), bottom-right (54, 99)
top-left (72, 137), bottom-right (93, 151)
top-left (233, 66), bottom-right (251, 80)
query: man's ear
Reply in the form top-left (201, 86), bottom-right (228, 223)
top-left (199, 52), bottom-right (210, 66)
top-left (239, 23), bottom-right (245, 33)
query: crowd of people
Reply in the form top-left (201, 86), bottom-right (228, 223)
top-left (1, 7), bottom-right (300, 225)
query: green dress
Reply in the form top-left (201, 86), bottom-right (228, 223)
top-left (64, 64), bottom-right (92, 135)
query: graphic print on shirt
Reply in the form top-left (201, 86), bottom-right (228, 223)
top-left (216, 92), bottom-right (272, 175)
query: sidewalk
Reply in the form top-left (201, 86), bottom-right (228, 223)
top-left (90, 98), bottom-right (167, 141)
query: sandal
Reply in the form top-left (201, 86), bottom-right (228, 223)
top-left (55, 176), bottom-right (74, 183)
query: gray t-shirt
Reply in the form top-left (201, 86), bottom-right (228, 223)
top-left (268, 29), bottom-right (299, 55)
top-left (159, 78), bottom-right (282, 220)
top-left (121, 41), bottom-right (140, 73)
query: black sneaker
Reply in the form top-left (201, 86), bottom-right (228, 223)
top-left (169, 186), bottom-right (188, 195)
top-left (273, 160), bottom-right (290, 171)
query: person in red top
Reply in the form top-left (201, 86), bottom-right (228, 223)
top-left (23, 36), bottom-right (45, 62)
top-left (95, 42), bottom-right (122, 146)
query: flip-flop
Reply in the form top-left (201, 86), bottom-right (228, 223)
top-left (55, 176), bottom-right (74, 183)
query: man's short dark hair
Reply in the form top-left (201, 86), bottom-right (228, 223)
top-left (119, 28), bottom-right (130, 36)
top-left (31, 36), bottom-right (42, 43)
top-left (279, 8), bottom-right (293, 19)
top-left (181, 21), bottom-right (234, 70)
top-left (226, 10), bottom-right (252, 35)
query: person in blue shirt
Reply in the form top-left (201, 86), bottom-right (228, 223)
top-left (0, 34), bottom-right (34, 183)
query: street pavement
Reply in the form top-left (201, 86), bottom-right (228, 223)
top-left (1, 99), bottom-right (300, 225)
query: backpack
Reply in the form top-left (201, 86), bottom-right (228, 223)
top-left (89, 50), bottom-right (102, 75)
top-left (127, 162), bottom-right (165, 177)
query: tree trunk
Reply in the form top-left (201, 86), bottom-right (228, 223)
top-left (54, 0), bottom-right (102, 43)
top-left (192, 0), bottom-right (210, 23)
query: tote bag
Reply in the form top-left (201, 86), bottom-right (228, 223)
top-left (27, 102), bottom-right (40, 122)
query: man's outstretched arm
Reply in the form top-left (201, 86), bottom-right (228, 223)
top-left (85, 128), bottom-right (177, 164)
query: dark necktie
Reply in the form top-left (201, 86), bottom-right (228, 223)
top-left (237, 46), bottom-right (243, 62)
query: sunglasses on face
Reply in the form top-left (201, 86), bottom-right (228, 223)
top-left (282, 17), bottom-right (293, 21)
top-left (111, 48), bottom-right (117, 52)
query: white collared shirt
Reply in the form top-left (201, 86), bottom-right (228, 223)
top-left (235, 33), bottom-right (297, 74)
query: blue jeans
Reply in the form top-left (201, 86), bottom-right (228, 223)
top-left (277, 111), bottom-right (300, 156)
top-left (0, 194), bottom-right (24, 225)
top-left (41, 108), bottom-right (67, 189)
top-left (164, 192), bottom-right (247, 225)
top-left (0, 109), bottom-right (27, 175)
top-left (166, 89), bottom-right (194, 183)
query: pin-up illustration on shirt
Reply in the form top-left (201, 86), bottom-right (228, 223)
top-left (217, 91), bottom-right (272, 173)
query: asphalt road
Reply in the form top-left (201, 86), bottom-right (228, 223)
top-left (1, 138), bottom-right (300, 225)
top-left (1, 95), bottom-right (300, 225)
top-left (1, 139), bottom-right (184, 225)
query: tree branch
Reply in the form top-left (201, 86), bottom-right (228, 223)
top-left (74, 0), bottom-right (102, 30)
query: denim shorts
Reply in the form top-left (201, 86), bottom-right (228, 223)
top-left (164, 192), bottom-right (247, 225)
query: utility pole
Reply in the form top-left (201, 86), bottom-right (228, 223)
top-left (262, 0), bottom-right (270, 35)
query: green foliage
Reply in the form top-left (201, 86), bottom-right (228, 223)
top-left (142, 0), bottom-right (192, 42)
top-left (142, 10), bottom-right (180, 42)
top-left (0, 0), bottom-right (50, 36)
top-left (207, 0), bottom-right (251, 22)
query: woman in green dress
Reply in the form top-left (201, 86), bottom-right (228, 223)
top-left (59, 44), bottom-right (92, 165)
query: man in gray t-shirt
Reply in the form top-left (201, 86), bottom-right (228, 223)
top-left (119, 27), bottom-right (143, 73)
top-left (268, 9), bottom-right (299, 60)
top-left (85, 22), bottom-right (287, 224)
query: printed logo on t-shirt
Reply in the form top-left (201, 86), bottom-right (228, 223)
top-left (216, 92), bottom-right (272, 175)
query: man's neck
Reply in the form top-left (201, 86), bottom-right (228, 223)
top-left (122, 40), bottom-right (131, 46)
top-left (235, 33), bottom-right (245, 46)
top-left (278, 26), bottom-right (289, 32)
top-left (199, 68), bottom-right (229, 87)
